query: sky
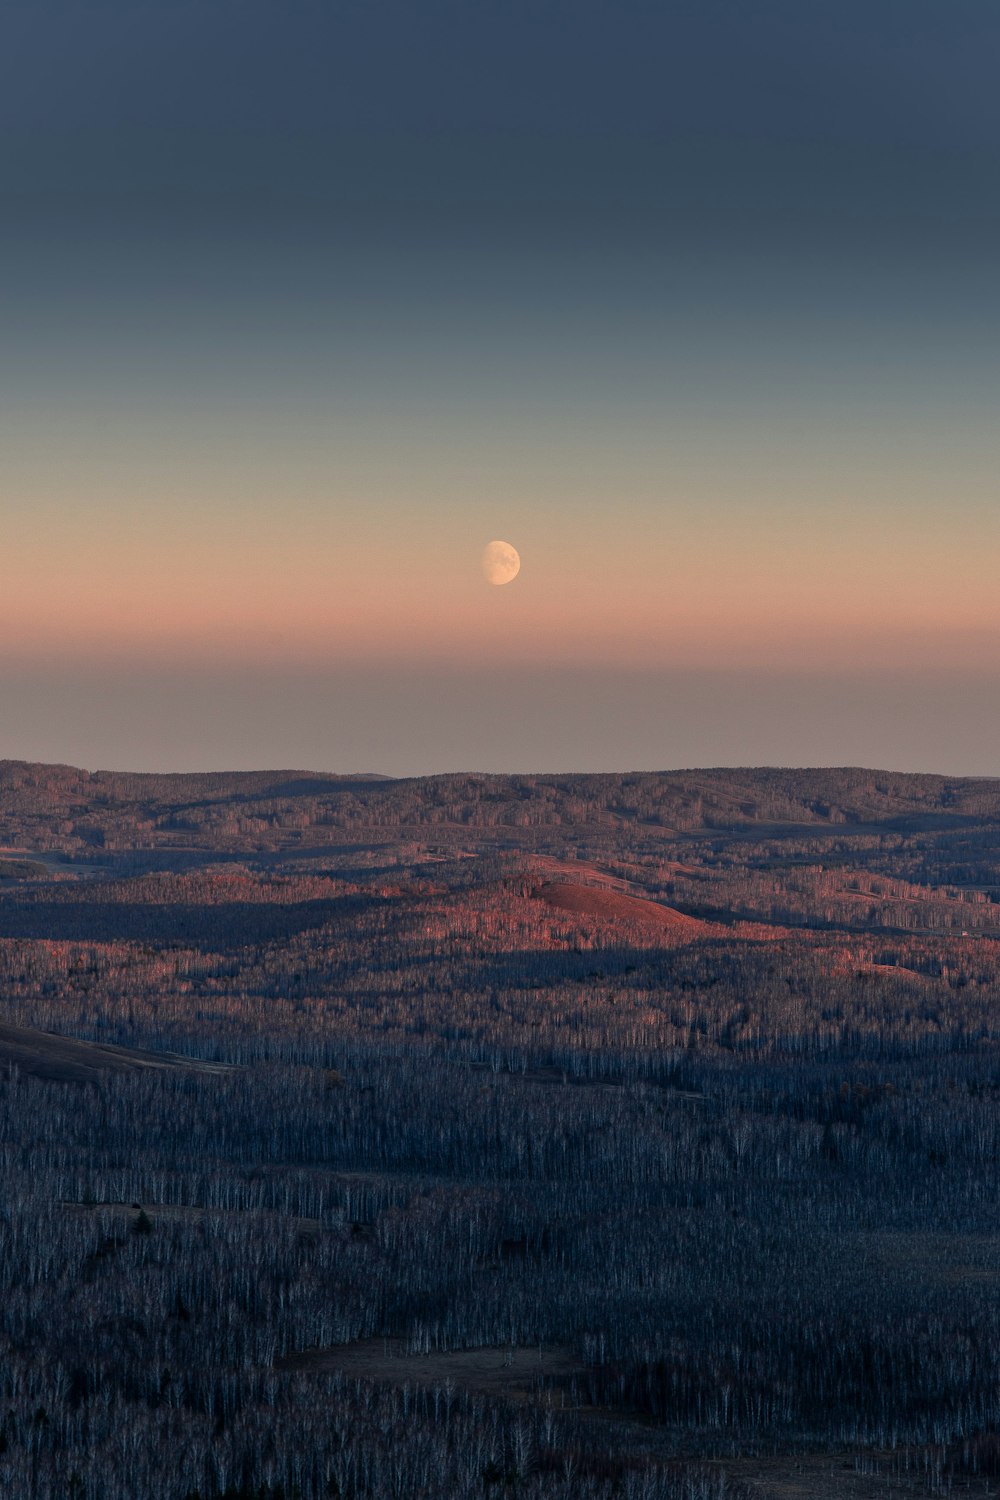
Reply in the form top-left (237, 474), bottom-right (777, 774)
top-left (2, 0), bottom-right (1000, 774)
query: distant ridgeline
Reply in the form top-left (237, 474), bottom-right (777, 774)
top-left (0, 760), bottom-right (997, 855)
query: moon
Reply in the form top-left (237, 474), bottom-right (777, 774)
top-left (481, 540), bottom-right (521, 586)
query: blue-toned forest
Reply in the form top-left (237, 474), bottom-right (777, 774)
top-left (3, 762), bottom-right (1000, 1498)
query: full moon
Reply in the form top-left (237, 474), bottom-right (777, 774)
top-left (481, 540), bottom-right (521, 586)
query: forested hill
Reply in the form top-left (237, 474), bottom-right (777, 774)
top-left (1, 760), bottom-right (998, 855)
top-left (6, 756), bottom-right (1000, 1496)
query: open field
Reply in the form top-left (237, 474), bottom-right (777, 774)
top-left (62, 1200), bottom-right (323, 1237)
top-left (534, 878), bottom-right (718, 938)
top-left (279, 1339), bottom-right (584, 1397)
top-left (718, 1454), bottom-right (999, 1499)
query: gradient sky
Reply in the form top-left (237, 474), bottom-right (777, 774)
top-left (3, 1), bottom-right (1000, 773)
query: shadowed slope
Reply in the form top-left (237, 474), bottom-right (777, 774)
top-left (0, 1021), bottom-right (228, 1084)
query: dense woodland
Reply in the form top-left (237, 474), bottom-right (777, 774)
top-left (4, 761), bottom-right (1000, 1497)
